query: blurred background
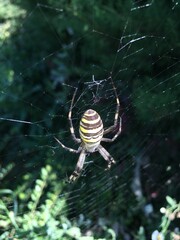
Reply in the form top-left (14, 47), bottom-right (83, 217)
top-left (0, 0), bottom-right (179, 239)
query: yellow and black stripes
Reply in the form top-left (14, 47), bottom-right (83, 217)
top-left (54, 78), bottom-right (120, 182)
top-left (79, 109), bottom-right (104, 146)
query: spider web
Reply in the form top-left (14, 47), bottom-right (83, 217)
top-left (0, 0), bottom-right (179, 239)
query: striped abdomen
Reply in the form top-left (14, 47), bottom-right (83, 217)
top-left (79, 109), bottom-right (104, 152)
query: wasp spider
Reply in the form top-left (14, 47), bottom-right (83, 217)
top-left (54, 77), bottom-right (122, 182)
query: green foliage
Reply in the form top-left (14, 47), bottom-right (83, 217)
top-left (1, 176), bottom-right (179, 240)
top-left (135, 197), bottom-right (180, 240)
top-left (0, 0), bottom-right (26, 20)
top-left (0, 165), bottom-right (116, 239)
top-left (160, 196), bottom-right (180, 239)
top-left (0, 0), bottom-right (179, 239)
top-left (133, 75), bottom-right (179, 124)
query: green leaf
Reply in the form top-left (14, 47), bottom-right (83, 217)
top-left (166, 196), bottom-right (176, 207)
top-left (0, 189), bottom-right (13, 195)
top-left (66, 227), bottom-right (81, 238)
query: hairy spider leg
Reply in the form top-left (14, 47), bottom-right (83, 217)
top-left (98, 144), bottom-right (116, 169)
top-left (104, 76), bottom-right (121, 135)
top-left (69, 149), bottom-right (86, 182)
top-left (102, 117), bottom-right (122, 142)
top-left (68, 87), bottom-right (81, 143)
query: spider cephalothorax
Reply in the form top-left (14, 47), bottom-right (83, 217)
top-left (54, 77), bottom-right (122, 182)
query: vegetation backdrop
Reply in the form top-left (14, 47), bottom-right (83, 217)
top-left (0, 0), bottom-right (179, 239)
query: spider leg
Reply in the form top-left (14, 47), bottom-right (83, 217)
top-left (102, 117), bottom-right (122, 143)
top-left (98, 144), bottom-right (116, 169)
top-left (68, 87), bottom-right (81, 143)
top-left (69, 149), bottom-right (86, 182)
top-left (104, 76), bottom-right (120, 135)
top-left (54, 137), bottom-right (81, 154)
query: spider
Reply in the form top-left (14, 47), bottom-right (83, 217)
top-left (54, 77), bottom-right (122, 182)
